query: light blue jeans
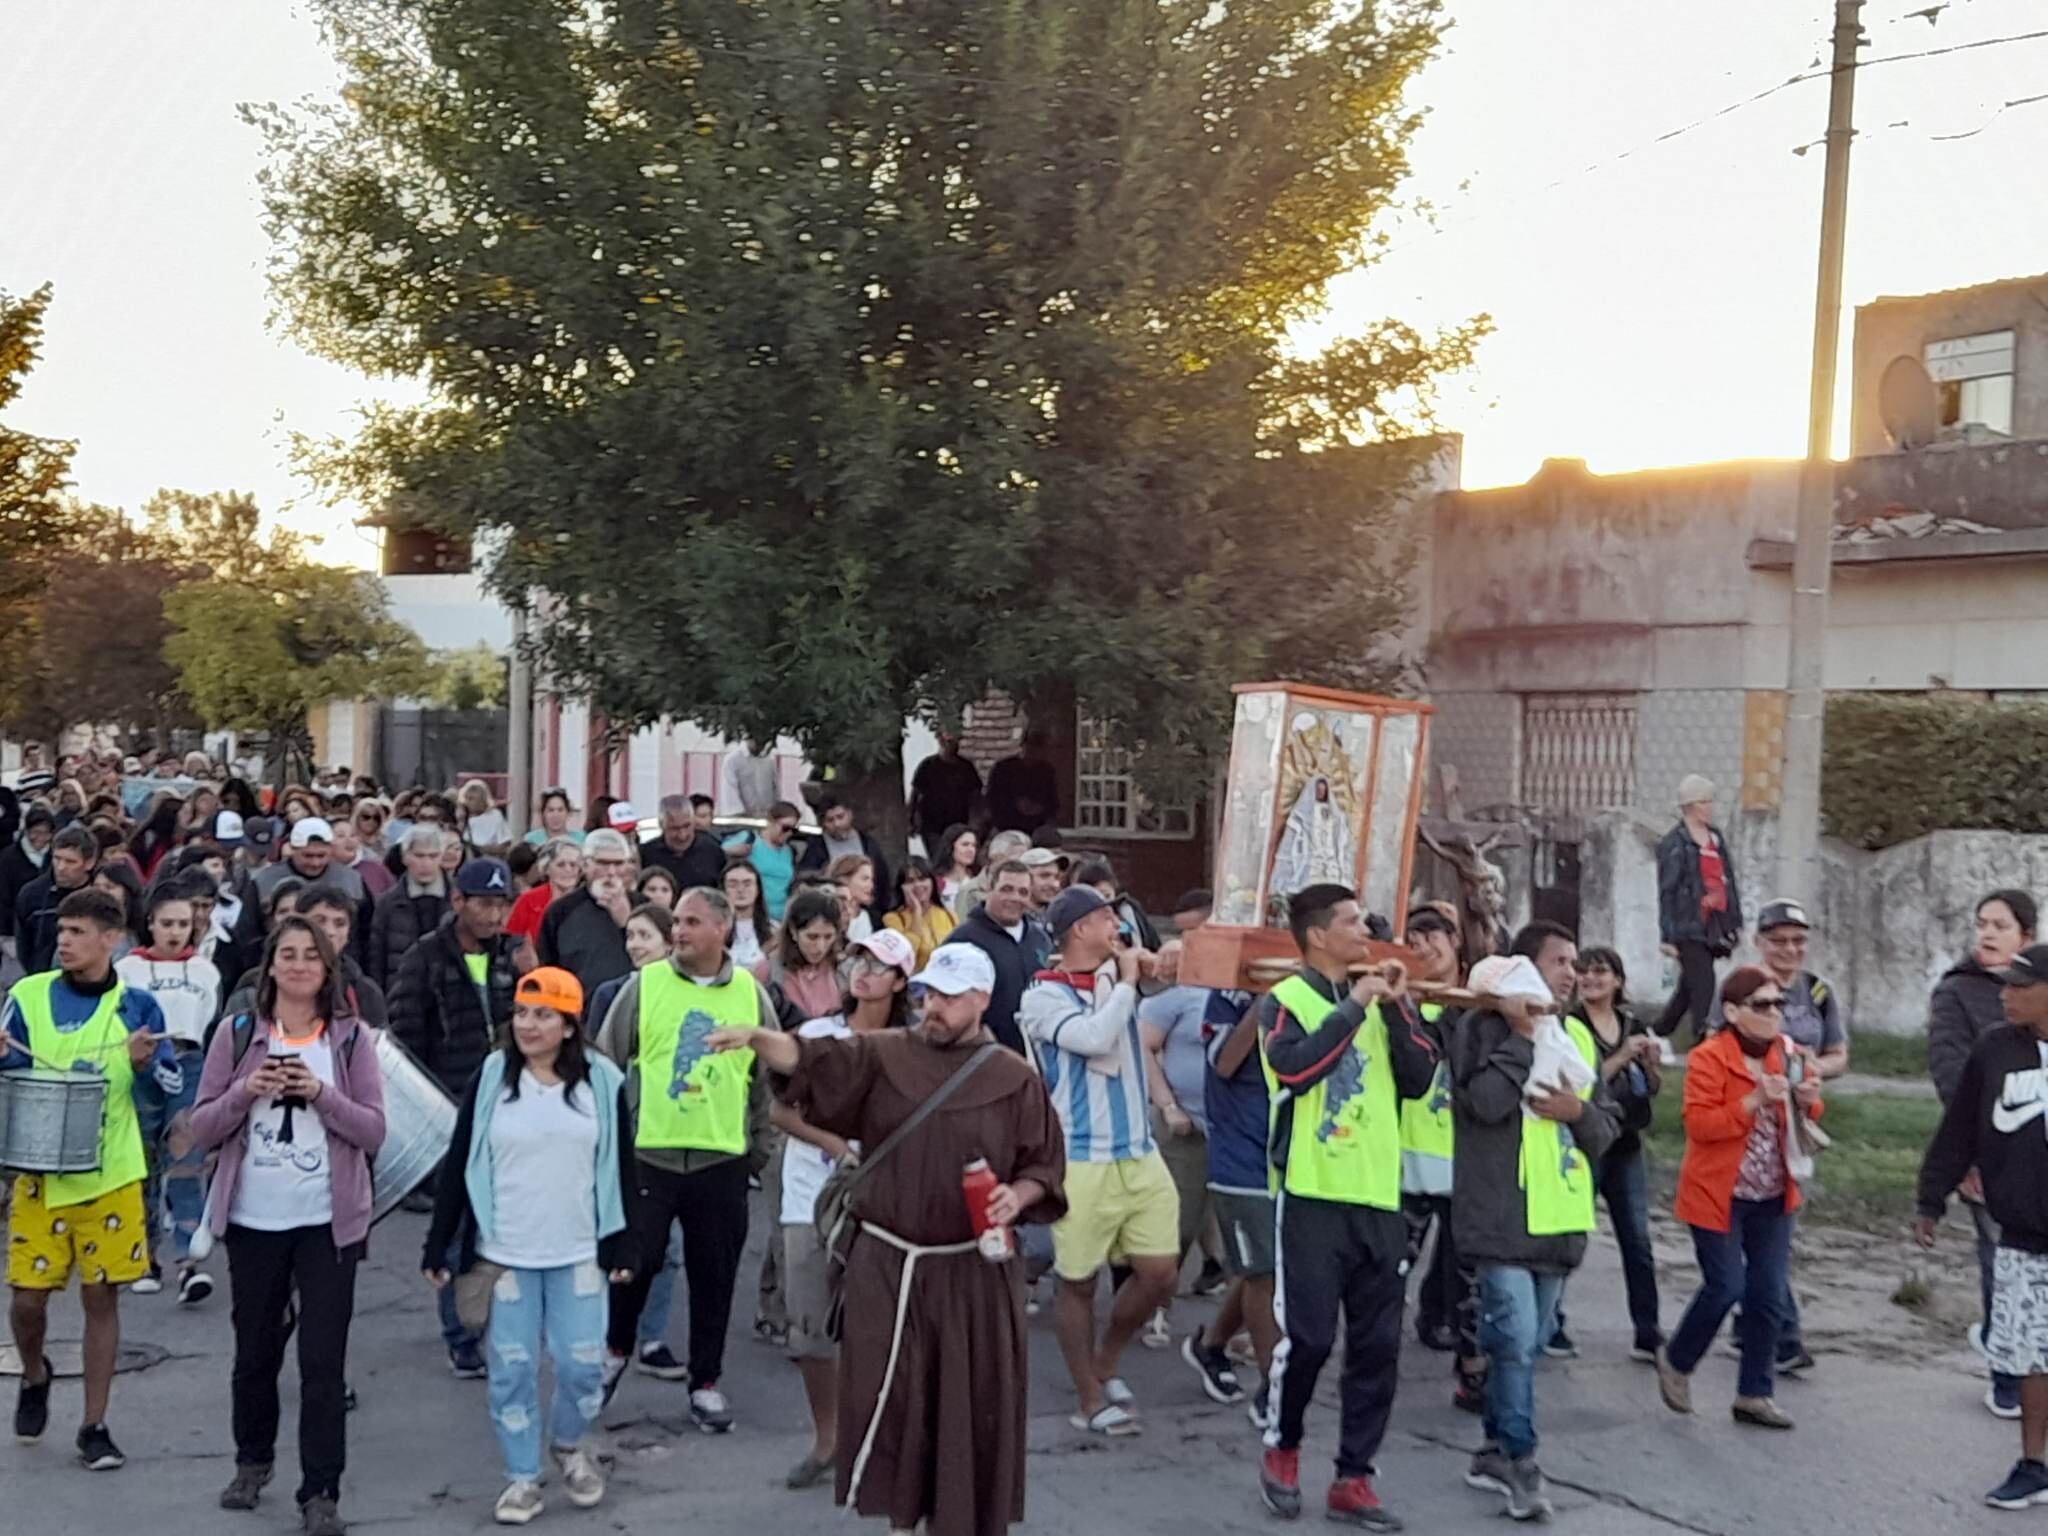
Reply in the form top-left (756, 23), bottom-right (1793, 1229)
top-left (636, 1226), bottom-right (683, 1347)
top-left (1477, 1263), bottom-right (1565, 1462)
top-left (133, 1044), bottom-right (208, 1264)
top-left (486, 1262), bottom-right (611, 1483)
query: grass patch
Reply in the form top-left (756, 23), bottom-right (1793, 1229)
top-left (1640, 1090), bottom-right (1942, 1231)
top-left (1846, 1030), bottom-right (1929, 1079)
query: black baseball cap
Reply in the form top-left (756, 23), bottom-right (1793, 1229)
top-left (1994, 944), bottom-right (2048, 989)
top-left (1756, 898), bottom-right (1811, 933)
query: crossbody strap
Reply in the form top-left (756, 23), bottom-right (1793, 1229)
top-left (841, 1042), bottom-right (1000, 1195)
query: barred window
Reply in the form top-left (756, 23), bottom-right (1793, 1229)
top-left (1520, 693), bottom-right (1638, 813)
top-left (1073, 713), bottom-right (1195, 838)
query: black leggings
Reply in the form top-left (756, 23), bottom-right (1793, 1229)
top-left (227, 1224), bottom-right (359, 1505)
top-left (1655, 940), bottom-right (1719, 1040)
top-left (607, 1158), bottom-right (751, 1388)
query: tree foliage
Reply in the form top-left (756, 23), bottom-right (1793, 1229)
top-left (1824, 694), bottom-right (2048, 851)
top-left (424, 641), bottom-right (508, 711)
top-left (255, 0), bottom-right (1486, 818)
top-left (163, 565), bottom-right (431, 741)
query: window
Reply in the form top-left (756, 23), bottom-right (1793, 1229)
top-left (1925, 330), bottom-right (2015, 438)
top-left (1072, 713), bottom-right (1195, 838)
top-left (1520, 693), bottom-right (1638, 813)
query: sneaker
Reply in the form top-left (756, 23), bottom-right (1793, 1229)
top-left (494, 1481), bottom-right (544, 1525)
top-left (1326, 1475), bottom-right (1401, 1530)
top-left (1247, 1383), bottom-right (1275, 1432)
top-left (1141, 1308), bottom-right (1173, 1350)
top-left (1628, 1334), bottom-right (1662, 1364)
top-left (1655, 1346), bottom-right (1692, 1415)
top-left (179, 1268), bottom-right (215, 1306)
top-left (689, 1385), bottom-right (734, 1433)
top-left (14, 1362), bottom-right (50, 1444)
top-left (1731, 1396), bottom-right (1794, 1430)
top-left (130, 1265), bottom-right (164, 1296)
top-left (1466, 1441), bottom-right (1513, 1495)
top-left (636, 1343), bottom-right (689, 1380)
top-left (1452, 1365), bottom-right (1486, 1416)
top-left (449, 1342), bottom-right (488, 1380)
top-left (1180, 1329), bottom-right (1245, 1405)
top-left (554, 1445), bottom-right (605, 1509)
top-left (1504, 1458), bottom-right (1553, 1521)
top-left (1259, 1446), bottom-right (1302, 1520)
top-left (1989, 1382), bottom-right (2024, 1420)
top-left (600, 1351), bottom-right (629, 1408)
top-left (1986, 1458), bottom-right (2048, 1510)
top-left (76, 1422), bottom-right (126, 1471)
top-left (1191, 1258), bottom-right (1229, 1298)
top-left (1776, 1347), bottom-right (1815, 1376)
top-left (1540, 1327), bottom-right (1576, 1360)
top-left (220, 1464), bottom-right (274, 1510)
top-left (301, 1495), bottom-right (346, 1536)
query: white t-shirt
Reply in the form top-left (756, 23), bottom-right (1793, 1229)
top-left (480, 1071), bottom-right (601, 1270)
top-left (465, 808), bottom-right (511, 848)
top-left (115, 952), bottom-right (222, 1047)
top-left (730, 924), bottom-right (765, 971)
top-left (846, 911), bottom-right (875, 944)
top-left (229, 1033), bottom-right (336, 1231)
top-left (780, 1015), bottom-right (860, 1225)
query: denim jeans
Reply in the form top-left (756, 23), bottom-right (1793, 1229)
top-left (439, 1238), bottom-right (479, 1355)
top-left (1598, 1147), bottom-right (1661, 1348)
top-left (134, 1044), bottom-right (209, 1265)
top-left (1477, 1263), bottom-right (1564, 1461)
top-left (1666, 1195), bottom-right (1793, 1400)
top-left (486, 1262), bottom-right (611, 1483)
top-left (636, 1225), bottom-right (683, 1347)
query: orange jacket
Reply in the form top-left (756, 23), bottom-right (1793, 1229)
top-left (1674, 1027), bottom-right (1823, 1232)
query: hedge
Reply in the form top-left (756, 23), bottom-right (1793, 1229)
top-left (1823, 694), bottom-right (2048, 851)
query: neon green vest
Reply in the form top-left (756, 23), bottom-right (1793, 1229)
top-left (1260, 975), bottom-right (1400, 1211)
top-left (15, 972), bottom-right (148, 1207)
top-left (634, 965), bottom-right (762, 1154)
top-left (1519, 1016), bottom-right (1599, 1236)
top-left (1399, 1004), bottom-right (1454, 1197)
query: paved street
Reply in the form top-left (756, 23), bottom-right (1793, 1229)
top-left (0, 1192), bottom-right (2026, 1536)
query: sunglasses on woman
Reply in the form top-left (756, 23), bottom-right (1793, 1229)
top-left (1745, 994), bottom-right (1786, 1012)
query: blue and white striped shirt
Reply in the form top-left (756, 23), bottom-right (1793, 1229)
top-left (1021, 965), bottom-right (1155, 1165)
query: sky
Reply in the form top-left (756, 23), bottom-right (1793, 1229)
top-left (3, 0), bottom-right (2046, 559)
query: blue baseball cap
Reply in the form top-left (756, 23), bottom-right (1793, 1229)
top-left (456, 857), bottom-right (513, 898)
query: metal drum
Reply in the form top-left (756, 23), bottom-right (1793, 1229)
top-left (369, 1031), bottom-right (456, 1224)
top-left (0, 1071), bottom-right (107, 1175)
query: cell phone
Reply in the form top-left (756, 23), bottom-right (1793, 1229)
top-left (1116, 922), bottom-right (1135, 946)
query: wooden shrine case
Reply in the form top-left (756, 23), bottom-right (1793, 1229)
top-left (1181, 682), bottom-right (1432, 990)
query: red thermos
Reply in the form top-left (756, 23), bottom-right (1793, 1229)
top-left (961, 1157), bottom-right (1013, 1261)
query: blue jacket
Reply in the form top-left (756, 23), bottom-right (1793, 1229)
top-left (422, 1052), bottom-right (638, 1276)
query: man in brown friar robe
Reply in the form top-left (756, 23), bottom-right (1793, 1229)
top-left (707, 942), bottom-right (1066, 1536)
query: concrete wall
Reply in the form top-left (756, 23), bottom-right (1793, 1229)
top-left (1851, 276), bottom-right (2048, 454)
top-left (1576, 807), bottom-right (2048, 1036)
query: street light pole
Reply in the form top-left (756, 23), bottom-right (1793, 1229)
top-left (1775, 0), bottom-right (1864, 905)
top-left (507, 602), bottom-right (533, 841)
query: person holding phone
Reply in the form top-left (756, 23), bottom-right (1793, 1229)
top-left (191, 915), bottom-right (387, 1536)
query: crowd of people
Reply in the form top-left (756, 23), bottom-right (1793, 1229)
top-left (1, 751), bottom-right (2044, 1532)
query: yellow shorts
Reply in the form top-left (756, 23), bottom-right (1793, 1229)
top-left (6, 1176), bottom-right (151, 1291)
top-left (1050, 1151), bottom-right (1181, 1282)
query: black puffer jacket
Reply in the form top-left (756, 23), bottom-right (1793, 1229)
top-left (387, 914), bottom-right (522, 1096)
top-left (1928, 955), bottom-right (2008, 1106)
top-left (369, 881), bottom-right (449, 992)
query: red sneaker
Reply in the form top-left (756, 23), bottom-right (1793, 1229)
top-left (1326, 1475), bottom-right (1402, 1531)
top-left (1259, 1447), bottom-right (1302, 1520)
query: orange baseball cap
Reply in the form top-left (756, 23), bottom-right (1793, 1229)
top-left (515, 966), bottom-right (584, 1018)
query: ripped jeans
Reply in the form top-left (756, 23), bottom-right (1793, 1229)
top-left (485, 1261), bottom-right (611, 1483)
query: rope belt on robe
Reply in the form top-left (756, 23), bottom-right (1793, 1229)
top-left (845, 1221), bottom-right (981, 1503)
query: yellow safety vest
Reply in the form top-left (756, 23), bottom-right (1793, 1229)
top-left (1261, 975), bottom-right (1400, 1211)
top-left (1399, 1003), bottom-right (1454, 1197)
top-left (1519, 1016), bottom-right (1599, 1236)
top-left (634, 965), bottom-right (761, 1154)
top-left (14, 972), bottom-right (148, 1208)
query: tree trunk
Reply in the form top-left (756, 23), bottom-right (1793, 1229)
top-left (834, 738), bottom-right (910, 871)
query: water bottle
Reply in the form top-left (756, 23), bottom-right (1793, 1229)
top-left (961, 1157), bottom-right (1012, 1261)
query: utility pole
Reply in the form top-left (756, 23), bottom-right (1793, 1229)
top-left (507, 603), bottom-right (534, 841)
top-left (1775, 0), bottom-right (1864, 906)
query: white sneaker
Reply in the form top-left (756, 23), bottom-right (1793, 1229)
top-left (178, 1269), bottom-right (215, 1306)
top-left (554, 1445), bottom-right (605, 1508)
top-left (1141, 1308), bottom-right (1172, 1350)
top-left (494, 1481), bottom-right (543, 1525)
top-left (130, 1270), bottom-right (163, 1296)
top-left (689, 1386), bottom-right (733, 1433)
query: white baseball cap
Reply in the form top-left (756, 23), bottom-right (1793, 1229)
top-left (851, 928), bottom-right (917, 978)
top-left (911, 945), bottom-right (997, 996)
top-left (606, 801), bottom-right (641, 830)
top-left (289, 816), bottom-right (335, 848)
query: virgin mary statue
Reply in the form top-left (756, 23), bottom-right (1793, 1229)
top-left (1270, 774), bottom-right (1353, 901)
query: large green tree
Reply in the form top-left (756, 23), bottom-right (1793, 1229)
top-left (256, 0), bottom-right (1482, 840)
